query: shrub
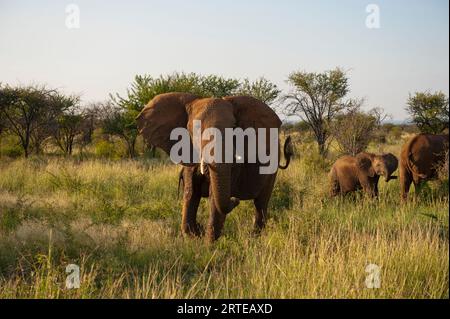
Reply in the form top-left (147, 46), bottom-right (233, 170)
top-left (389, 126), bottom-right (403, 142)
top-left (0, 135), bottom-right (24, 158)
top-left (330, 102), bottom-right (386, 156)
top-left (94, 140), bottom-right (122, 159)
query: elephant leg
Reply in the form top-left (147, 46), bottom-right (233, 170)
top-left (181, 168), bottom-right (203, 237)
top-left (360, 179), bottom-right (376, 198)
top-left (413, 180), bottom-right (424, 199)
top-left (330, 179), bottom-right (340, 197)
top-left (253, 198), bottom-right (269, 233)
top-left (329, 168), bottom-right (340, 197)
top-left (374, 182), bottom-right (379, 198)
top-left (253, 177), bottom-right (276, 233)
top-left (400, 166), bottom-right (412, 201)
top-left (206, 197), bottom-right (227, 242)
top-left (181, 191), bottom-right (202, 237)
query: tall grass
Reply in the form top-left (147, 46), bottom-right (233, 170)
top-left (0, 147), bottom-right (448, 298)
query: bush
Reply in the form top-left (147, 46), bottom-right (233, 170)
top-left (94, 140), bottom-right (122, 159)
top-left (330, 103), bottom-right (385, 156)
top-left (297, 142), bottom-right (331, 171)
top-left (0, 135), bottom-right (24, 158)
top-left (389, 126), bottom-right (403, 142)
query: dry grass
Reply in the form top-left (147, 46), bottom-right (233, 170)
top-left (0, 141), bottom-right (448, 298)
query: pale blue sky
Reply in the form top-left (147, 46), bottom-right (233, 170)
top-left (0, 0), bottom-right (448, 120)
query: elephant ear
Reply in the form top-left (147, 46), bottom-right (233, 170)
top-left (136, 93), bottom-right (198, 155)
top-left (356, 152), bottom-right (376, 177)
top-left (223, 96), bottom-right (282, 130)
top-left (383, 153), bottom-right (399, 179)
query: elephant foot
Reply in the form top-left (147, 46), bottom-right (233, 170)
top-left (182, 222), bottom-right (204, 237)
top-left (206, 212), bottom-right (226, 243)
top-left (253, 216), bottom-right (267, 235)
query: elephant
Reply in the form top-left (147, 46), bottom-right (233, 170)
top-left (136, 92), bottom-right (293, 241)
top-left (399, 134), bottom-right (449, 201)
top-left (329, 152), bottom-right (398, 197)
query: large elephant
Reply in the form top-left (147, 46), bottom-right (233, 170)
top-left (136, 93), bottom-right (293, 241)
top-left (329, 152), bottom-right (398, 197)
top-left (399, 134), bottom-right (449, 201)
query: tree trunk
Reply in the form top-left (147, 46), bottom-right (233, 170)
top-left (126, 138), bottom-right (137, 158)
top-left (318, 138), bottom-right (327, 157)
top-left (23, 139), bottom-right (29, 158)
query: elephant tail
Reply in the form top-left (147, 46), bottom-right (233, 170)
top-left (177, 168), bottom-right (184, 199)
top-left (279, 135), bottom-right (293, 170)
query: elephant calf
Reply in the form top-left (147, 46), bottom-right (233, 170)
top-left (329, 152), bottom-right (398, 197)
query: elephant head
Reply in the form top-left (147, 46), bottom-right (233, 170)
top-left (136, 93), bottom-right (281, 216)
top-left (356, 152), bottom-right (398, 182)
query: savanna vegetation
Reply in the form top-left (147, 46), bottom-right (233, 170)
top-left (0, 70), bottom-right (448, 298)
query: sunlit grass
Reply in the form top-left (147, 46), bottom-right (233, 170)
top-left (0, 145), bottom-right (448, 298)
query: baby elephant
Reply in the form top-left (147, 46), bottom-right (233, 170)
top-left (329, 152), bottom-right (398, 197)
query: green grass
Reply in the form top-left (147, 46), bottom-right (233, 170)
top-left (0, 147), bottom-right (448, 298)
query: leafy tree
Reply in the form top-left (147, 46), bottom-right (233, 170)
top-left (331, 99), bottom-right (387, 156)
top-left (50, 96), bottom-right (83, 155)
top-left (0, 84), bottom-right (65, 157)
top-left (406, 91), bottom-right (449, 134)
top-left (236, 77), bottom-right (281, 105)
top-left (110, 72), bottom-right (242, 157)
top-left (198, 74), bottom-right (240, 98)
top-left (102, 105), bottom-right (139, 158)
top-left (282, 68), bottom-right (349, 156)
top-left (111, 72), bottom-right (241, 112)
top-left (78, 103), bottom-right (105, 149)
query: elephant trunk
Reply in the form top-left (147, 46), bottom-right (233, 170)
top-left (208, 163), bottom-right (233, 216)
top-left (383, 153), bottom-right (399, 182)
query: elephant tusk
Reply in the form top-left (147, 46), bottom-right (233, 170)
top-left (200, 157), bottom-right (206, 175)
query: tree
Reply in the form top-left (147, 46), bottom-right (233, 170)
top-left (197, 74), bottom-right (241, 98)
top-left (236, 77), bottom-right (281, 105)
top-left (0, 84), bottom-right (63, 157)
top-left (51, 95), bottom-right (83, 155)
top-left (406, 91), bottom-right (449, 134)
top-left (282, 68), bottom-right (349, 156)
top-left (331, 99), bottom-right (387, 156)
top-left (109, 72), bottom-right (281, 158)
top-left (110, 72), bottom-right (242, 157)
top-left (79, 103), bottom-right (103, 146)
top-left (111, 72), bottom-right (241, 112)
top-left (102, 105), bottom-right (139, 158)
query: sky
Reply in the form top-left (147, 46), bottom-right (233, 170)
top-left (0, 0), bottom-right (448, 121)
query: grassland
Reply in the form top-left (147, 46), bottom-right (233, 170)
top-left (0, 139), bottom-right (448, 298)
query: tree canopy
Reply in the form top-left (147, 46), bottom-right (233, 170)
top-left (406, 91), bottom-right (449, 134)
top-left (107, 72), bottom-right (281, 157)
top-left (283, 68), bottom-right (350, 155)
